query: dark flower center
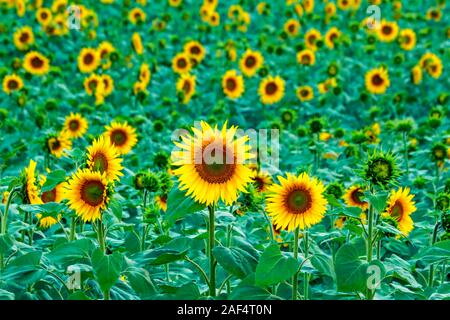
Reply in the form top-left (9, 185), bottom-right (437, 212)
top-left (265, 82), bottom-right (278, 95)
top-left (41, 188), bottom-right (56, 203)
top-left (111, 129), bottom-right (127, 146)
top-left (83, 53), bottom-right (94, 65)
top-left (372, 74), bottom-right (384, 86)
top-left (190, 46), bottom-right (201, 55)
top-left (19, 32), bottom-right (30, 43)
top-left (177, 58), bottom-right (187, 68)
top-left (92, 152), bottom-right (109, 173)
top-left (69, 119), bottom-right (80, 131)
top-left (382, 25), bottom-right (392, 35)
top-left (286, 188), bottom-right (312, 214)
top-left (80, 180), bottom-right (105, 206)
top-left (7, 79), bottom-right (18, 90)
top-left (245, 56), bottom-right (256, 68)
top-left (194, 142), bottom-right (236, 184)
top-left (226, 78), bottom-right (237, 91)
top-left (31, 56), bottom-right (44, 69)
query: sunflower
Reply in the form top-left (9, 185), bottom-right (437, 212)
top-left (23, 51), bottom-right (50, 76)
top-left (383, 188), bottom-right (416, 236)
top-left (2, 74), bottom-right (24, 94)
top-left (304, 28), bottom-right (322, 50)
top-left (222, 70), bottom-right (245, 99)
top-left (239, 49), bottom-right (264, 77)
top-left (101, 74), bottom-right (114, 96)
top-left (155, 194), bottom-right (168, 212)
top-left (87, 135), bottom-right (123, 182)
top-left (365, 67), bottom-right (390, 94)
top-left (13, 26), bottom-right (35, 51)
top-left (284, 19), bottom-right (301, 37)
top-left (51, 0), bottom-right (67, 13)
top-left (377, 20), bottom-right (399, 42)
top-left (296, 85), bottom-right (314, 102)
top-left (36, 7), bottom-right (52, 25)
top-left (184, 40), bottom-right (206, 63)
top-left (419, 53), bottom-right (443, 79)
top-left (302, 0), bottom-right (314, 13)
top-left (84, 73), bottom-right (104, 96)
top-left (63, 112), bottom-right (88, 139)
top-left (411, 65), bottom-right (422, 85)
top-left (138, 63), bottom-right (151, 85)
top-left (252, 171), bottom-right (272, 193)
top-left (104, 121), bottom-right (138, 155)
top-left (47, 131), bottom-right (72, 158)
top-left (426, 7), bottom-right (441, 21)
top-left (168, 0), bottom-right (183, 7)
top-left (128, 7), bottom-right (146, 24)
top-left (172, 52), bottom-right (191, 74)
top-left (296, 49), bottom-right (315, 66)
top-left (325, 2), bottom-right (336, 17)
top-left (343, 185), bottom-right (368, 210)
top-left (337, 0), bottom-right (352, 10)
top-left (171, 121), bottom-right (254, 206)
top-left (131, 32), bottom-right (144, 55)
top-left (176, 73), bottom-right (196, 104)
top-left (266, 173), bottom-right (328, 231)
top-left (258, 76), bottom-right (285, 105)
top-left (317, 77), bottom-right (337, 94)
top-left (40, 182), bottom-right (65, 203)
top-left (24, 160), bottom-right (43, 205)
top-left (325, 27), bottom-right (341, 49)
top-left (78, 48), bottom-right (100, 73)
top-left (65, 169), bottom-right (110, 222)
top-left (398, 29), bottom-right (416, 51)
top-left (208, 11), bottom-right (220, 26)
top-left (97, 41), bottom-right (115, 69)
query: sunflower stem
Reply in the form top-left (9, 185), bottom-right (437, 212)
top-left (292, 227), bottom-right (300, 300)
top-left (97, 219), bottom-right (106, 254)
top-left (428, 221), bottom-right (440, 287)
top-left (69, 217), bottom-right (77, 241)
top-left (262, 210), bottom-right (275, 243)
top-left (0, 188), bottom-right (18, 235)
top-left (402, 132), bottom-right (409, 177)
top-left (366, 186), bottom-right (375, 300)
top-left (303, 229), bottom-right (310, 300)
top-left (208, 205), bottom-right (216, 297)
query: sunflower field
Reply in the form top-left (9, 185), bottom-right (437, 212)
top-left (0, 0), bottom-right (449, 302)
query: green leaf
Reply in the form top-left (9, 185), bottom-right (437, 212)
top-left (0, 289), bottom-right (14, 300)
top-left (132, 248), bottom-right (187, 266)
top-left (165, 186), bottom-right (205, 225)
top-left (91, 249), bottom-right (124, 293)
top-left (213, 246), bottom-right (258, 279)
top-left (125, 267), bottom-right (158, 299)
top-left (46, 239), bottom-right (94, 266)
top-left (229, 285), bottom-right (281, 300)
top-left (311, 253), bottom-right (335, 279)
top-left (0, 234), bottom-right (15, 255)
top-left (255, 244), bottom-right (299, 287)
top-left (41, 170), bottom-right (66, 192)
top-left (413, 240), bottom-right (450, 265)
top-left (67, 291), bottom-right (92, 300)
top-left (367, 192), bottom-right (388, 213)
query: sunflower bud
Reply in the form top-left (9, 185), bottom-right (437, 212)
top-left (396, 118), bottom-right (415, 133)
top-left (296, 126), bottom-right (307, 137)
top-left (431, 142), bottom-right (447, 162)
top-left (281, 109), bottom-right (296, 125)
top-left (413, 176), bottom-right (427, 189)
top-left (325, 181), bottom-right (344, 200)
top-left (308, 117), bottom-right (324, 134)
top-left (436, 193), bottom-right (450, 212)
top-left (442, 211), bottom-right (450, 232)
top-left (364, 151), bottom-right (400, 188)
top-left (134, 172), bottom-right (146, 190)
top-left (153, 151), bottom-right (170, 169)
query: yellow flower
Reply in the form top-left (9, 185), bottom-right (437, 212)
top-left (377, 20), bottom-right (399, 42)
top-left (284, 19), bottom-right (301, 37)
top-left (128, 7), bottom-right (146, 24)
top-left (258, 75), bottom-right (285, 105)
top-left (266, 172), bottom-right (328, 231)
top-left (239, 49), bottom-right (264, 77)
top-left (343, 185), bottom-right (368, 211)
top-left (87, 135), bottom-right (123, 182)
top-left (304, 28), bottom-right (322, 50)
top-left (337, 0), bottom-right (352, 11)
top-left (419, 52), bottom-right (443, 79)
top-left (47, 132), bottom-right (72, 158)
top-left (398, 29), bottom-right (416, 51)
top-left (184, 40), bottom-right (206, 63)
top-left (171, 121), bottom-right (254, 206)
top-left (426, 7), bottom-right (441, 21)
top-left (411, 65), bottom-right (422, 85)
top-left (296, 49), bottom-right (315, 66)
top-left (176, 73), bottom-right (196, 104)
top-left (172, 52), bottom-right (192, 74)
top-left (103, 121), bottom-right (138, 155)
top-left (65, 169), bottom-right (110, 222)
top-left (63, 112), bottom-right (88, 139)
top-left (131, 32), bottom-right (144, 55)
top-left (23, 51), bottom-right (50, 76)
top-left (101, 74), bottom-right (114, 96)
top-left (325, 27), bottom-right (341, 49)
top-left (365, 67), bottom-right (390, 94)
top-left (222, 70), bottom-right (245, 99)
top-left (252, 171), bottom-right (272, 193)
top-left (84, 73), bottom-right (104, 96)
top-left (36, 8), bottom-right (52, 25)
top-left (383, 187), bottom-right (416, 236)
top-left (168, 0), bottom-right (183, 7)
top-left (98, 41), bottom-right (116, 69)
top-left (155, 194), bottom-right (168, 212)
top-left (302, 0), bottom-right (314, 13)
top-left (138, 63), bottom-right (151, 86)
top-left (24, 160), bottom-right (43, 205)
top-left (296, 85), bottom-right (314, 102)
top-left (13, 26), bottom-right (35, 51)
top-left (78, 48), bottom-right (100, 73)
top-left (2, 74), bottom-right (23, 94)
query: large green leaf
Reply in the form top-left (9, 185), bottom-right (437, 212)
top-left (165, 186), bottom-right (205, 225)
top-left (46, 238), bottom-right (94, 266)
top-left (413, 240), bottom-right (450, 265)
top-left (40, 170), bottom-right (66, 192)
top-left (255, 244), bottom-right (298, 287)
top-left (0, 234), bottom-right (15, 254)
top-left (124, 267), bottom-right (158, 299)
top-left (91, 249), bottom-right (124, 293)
top-left (213, 246), bottom-right (258, 279)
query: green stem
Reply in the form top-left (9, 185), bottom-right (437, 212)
top-left (185, 257), bottom-right (210, 289)
top-left (0, 188), bottom-right (18, 235)
top-left (428, 221), bottom-right (440, 287)
top-left (303, 230), bottom-right (310, 300)
top-left (366, 187), bottom-right (375, 300)
top-left (208, 205), bottom-right (216, 297)
top-left (292, 228), bottom-right (300, 300)
top-left (402, 132), bottom-right (409, 177)
top-left (96, 220), bottom-right (106, 254)
top-left (69, 217), bottom-right (77, 241)
top-left (262, 210), bottom-right (275, 243)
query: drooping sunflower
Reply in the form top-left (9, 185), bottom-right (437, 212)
top-left (419, 53), bottom-right (443, 79)
top-left (304, 28), bottom-right (322, 50)
top-left (23, 160), bottom-right (43, 205)
top-left (239, 49), bottom-right (264, 77)
top-left (169, 0), bottom-right (183, 7)
top-left (325, 27), bottom-right (341, 49)
top-left (266, 173), bottom-right (328, 231)
top-left (138, 63), bottom-right (151, 85)
top-left (97, 41), bottom-right (115, 69)
top-left (23, 51), bottom-right (50, 76)
top-left (383, 187), bottom-right (416, 236)
top-left (172, 52), bottom-right (192, 74)
top-left (296, 85), bottom-right (314, 102)
top-left (13, 26), bottom-right (35, 51)
top-left (176, 73), bottom-right (196, 104)
top-left (252, 171), bottom-right (272, 193)
top-left (40, 181), bottom-right (65, 204)
top-left (365, 67), bottom-right (390, 94)
top-left (63, 112), bottom-right (88, 139)
top-left (155, 194), bottom-right (168, 212)
top-left (284, 19), bottom-right (301, 37)
top-left (343, 185), bottom-right (368, 211)
top-left (78, 48), bottom-right (100, 73)
top-left (36, 7), bottom-right (52, 25)
top-left (377, 20), bottom-right (399, 42)
top-left (258, 76), bottom-right (285, 105)
top-left (296, 49), bottom-right (315, 66)
top-left (302, 0), bottom-right (314, 13)
top-left (426, 7), bottom-right (441, 21)
top-left (101, 74), bottom-right (114, 96)
top-left (87, 135), bottom-right (123, 182)
top-left (184, 40), bottom-right (206, 63)
top-left (103, 121), bottom-right (138, 155)
top-left (222, 70), bottom-right (245, 99)
top-left (46, 131), bottom-right (72, 158)
top-left (2, 74), bottom-right (24, 94)
top-left (171, 121), bottom-right (254, 206)
top-left (65, 169), bottom-right (110, 222)
top-left (398, 29), bottom-right (416, 51)
top-left (411, 65), bottom-right (422, 85)
top-left (128, 7), bottom-right (146, 24)
top-left (337, 0), bottom-right (352, 10)
top-left (83, 73), bottom-right (104, 96)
